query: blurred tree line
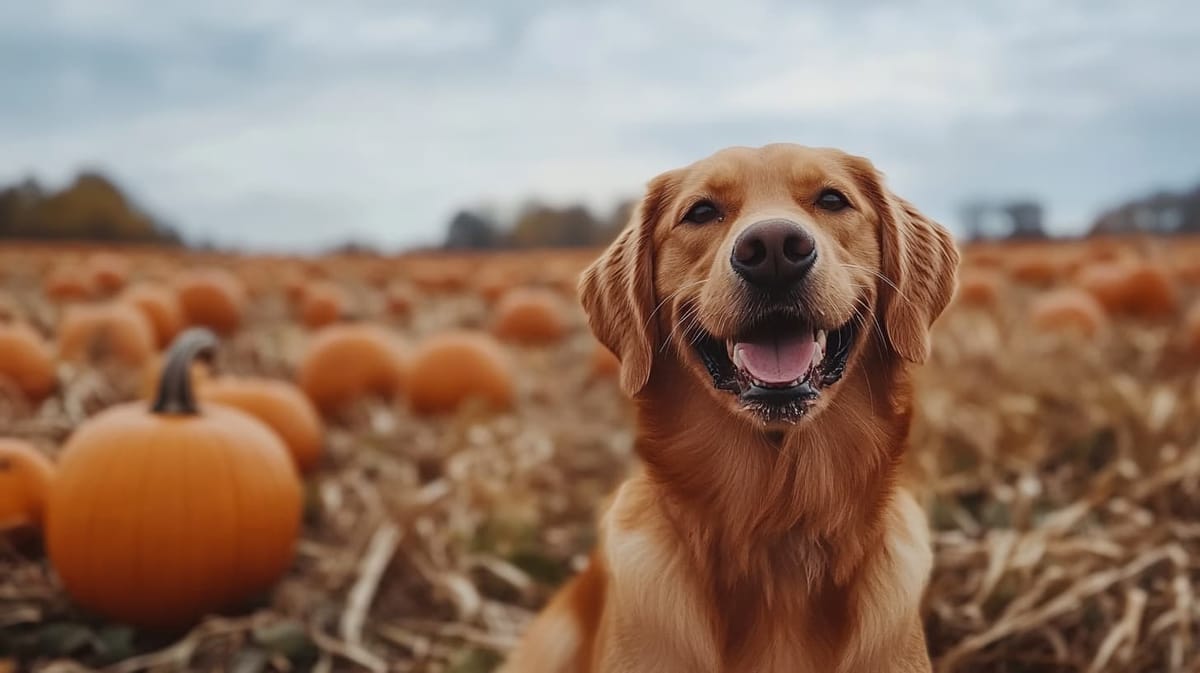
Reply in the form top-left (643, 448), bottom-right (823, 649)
top-left (1090, 182), bottom-right (1200, 236)
top-left (960, 200), bottom-right (1047, 241)
top-left (0, 172), bottom-right (180, 244)
top-left (959, 179), bottom-right (1200, 241)
top-left (444, 199), bottom-right (635, 250)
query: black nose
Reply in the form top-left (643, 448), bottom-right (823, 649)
top-left (730, 219), bottom-right (817, 289)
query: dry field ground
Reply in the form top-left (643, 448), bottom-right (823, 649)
top-left (1, 237), bottom-right (1200, 672)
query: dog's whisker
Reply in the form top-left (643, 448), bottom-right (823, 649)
top-left (645, 278), bottom-right (708, 332)
top-left (839, 262), bottom-right (912, 305)
top-left (662, 302), bottom-right (700, 347)
top-left (663, 301), bottom-right (704, 353)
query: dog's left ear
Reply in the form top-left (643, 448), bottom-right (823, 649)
top-left (578, 171), bottom-right (677, 396)
top-left (850, 158), bottom-right (960, 364)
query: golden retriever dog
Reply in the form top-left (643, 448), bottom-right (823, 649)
top-left (502, 144), bottom-right (959, 673)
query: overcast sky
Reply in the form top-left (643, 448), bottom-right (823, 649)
top-left (1, 1), bottom-right (1197, 250)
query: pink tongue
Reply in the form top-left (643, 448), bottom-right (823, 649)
top-left (734, 334), bottom-right (817, 385)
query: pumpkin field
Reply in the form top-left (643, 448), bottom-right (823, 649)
top-left (1, 237), bottom-right (1200, 673)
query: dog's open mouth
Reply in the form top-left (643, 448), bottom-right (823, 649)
top-left (693, 311), bottom-right (858, 422)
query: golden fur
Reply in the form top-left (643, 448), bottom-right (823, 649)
top-left (502, 144), bottom-right (959, 673)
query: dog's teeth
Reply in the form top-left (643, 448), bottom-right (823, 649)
top-left (816, 329), bottom-right (827, 349)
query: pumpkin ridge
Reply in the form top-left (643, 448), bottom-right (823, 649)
top-left (68, 411), bottom-right (142, 618)
top-left (131, 420), bottom-right (164, 622)
top-left (218, 416), bottom-right (247, 607)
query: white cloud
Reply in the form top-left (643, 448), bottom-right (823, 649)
top-left (280, 9), bottom-right (497, 57)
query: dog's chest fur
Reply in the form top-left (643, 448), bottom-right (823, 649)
top-left (600, 475), bottom-right (931, 673)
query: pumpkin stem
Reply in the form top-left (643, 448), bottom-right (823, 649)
top-left (152, 328), bottom-right (218, 415)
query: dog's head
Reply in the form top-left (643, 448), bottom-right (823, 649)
top-left (580, 144), bottom-right (959, 429)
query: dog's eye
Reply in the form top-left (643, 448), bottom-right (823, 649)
top-left (816, 189), bottom-right (850, 212)
top-left (681, 201), bottom-right (723, 225)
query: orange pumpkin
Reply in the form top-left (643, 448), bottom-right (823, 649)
top-left (1115, 264), bottom-right (1178, 318)
top-left (0, 323), bottom-right (56, 403)
top-left (476, 272), bottom-right (513, 305)
top-left (122, 284), bottom-right (185, 347)
top-left (955, 270), bottom-right (1004, 309)
top-left (492, 288), bottom-right (568, 344)
top-left (200, 377), bottom-right (324, 473)
top-left (0, 439), bottom-right (55, 533)
top-left (1030, 288), bottom-right (1108, 337)
top-left (46, 329), bottom-right (302, 630)
top-left (299, 282), bottom-right (345, 329)
top-left (176, 268), bottom-right (247, 334)
top-left (88, 253), bottom-right (130, 295)
top-left (57, 303), bottom-right (156, 366)
top-left (1078, 262), bottom-right (1179, 319)
top-left (297, 323), bottom-right (408, 414)
top-left (1008, 254), bottom-right (1062, 286)
top-left (44, 267), bottom-right (93, 302)
top-left (409, 331), bottom-right (515, 415)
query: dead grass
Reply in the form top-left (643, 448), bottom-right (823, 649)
top-left (1, 240), bottom-right (1199, 672)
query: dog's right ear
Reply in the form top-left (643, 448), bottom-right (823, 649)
top-left (578, 172), bottom-right (677, 397)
